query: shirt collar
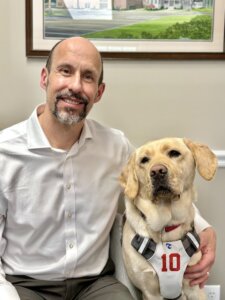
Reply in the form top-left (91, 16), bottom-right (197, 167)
top-left (27, 104), bottom-right (93, 150)
top-left (27, 104), bottom-right (51, 149)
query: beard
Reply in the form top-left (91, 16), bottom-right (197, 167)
top-left (52, 90), bottom-right (88, 125)
top-left (54, 109), bottom-right (85, 125)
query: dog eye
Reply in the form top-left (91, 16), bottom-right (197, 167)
top-left (168, 150), bottom-right (181, 158)
top-left (140, 156), bottom-right (150, 164)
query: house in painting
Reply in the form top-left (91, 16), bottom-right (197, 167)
top-left (55, 0), bottom-right (213, 9)
top-left (113, 0), bottom-right (143, 10)
top-left (142, 0), bottom-right (163, 9)
top-left (56, 0), bottom-right (65, 7)
top-left (142, 0), bottom-right (213, 10)
top-left (56, 0), bottom-right (111, 9)
top-left (142, 0), bottom-right (194, 10)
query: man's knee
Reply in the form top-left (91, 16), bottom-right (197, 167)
top-left (78, 276), bottom-right (134, 300)
top-left (15, 286), bottom-right (44, 300)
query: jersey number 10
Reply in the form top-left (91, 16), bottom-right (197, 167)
top-left (161, 253), bottom-right (181, 272)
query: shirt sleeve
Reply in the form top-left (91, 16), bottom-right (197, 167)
top-left (193, 204), bottom-right (210, 233)
top-left (124, 137), bottom-right (135, 163)
top-left (0, 216), bottom-right (20, 300)
top-left (0, 190), bottom-right (7, 216)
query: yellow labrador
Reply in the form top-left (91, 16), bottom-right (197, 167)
top-left (120, 138), bottom-right (217, 300)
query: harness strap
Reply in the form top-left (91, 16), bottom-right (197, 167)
top-left (182, 229), bottom-right (200, 257)
top-left (131, 234), bottom-right (156, 260)
top-left (131, 228), bottom-right (200, 260)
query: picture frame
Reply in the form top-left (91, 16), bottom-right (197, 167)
top-left (26, 0), bottom-right (225, 59)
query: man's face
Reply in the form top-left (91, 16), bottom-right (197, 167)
top-left (40, 38), bottom-right (105, 126)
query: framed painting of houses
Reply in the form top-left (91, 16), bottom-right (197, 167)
top-left (26, 0), bottom-right (225, 59)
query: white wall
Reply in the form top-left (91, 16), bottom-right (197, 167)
top-left (1, 1), bottom-right (225, 298)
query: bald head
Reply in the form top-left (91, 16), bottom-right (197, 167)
top-left (46, 37), bottom-right (104, 85)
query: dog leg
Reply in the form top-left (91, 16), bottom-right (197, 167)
top-left (183, 279), bottom-right (206, 300)
top-left (142, 291), bottom-right (163, 300)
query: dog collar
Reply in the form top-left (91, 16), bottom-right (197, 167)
top-left (164, 224), bottom-right (181, 232)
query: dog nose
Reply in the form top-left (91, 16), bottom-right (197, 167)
top-left (150, 164), bottom-right (168, 178)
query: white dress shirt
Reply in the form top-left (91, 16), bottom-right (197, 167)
top-left (0, 104), bottom-right (209, 299)
top-left (0, 104), bottom-right (133, 298)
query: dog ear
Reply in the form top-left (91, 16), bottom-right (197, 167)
top-left (119, 153), bottom-right (139, 199)
top-left (184, 138), bottom-right (217, 180)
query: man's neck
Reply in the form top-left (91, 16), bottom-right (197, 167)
top-left (38, 109), bottom-right (84, 151)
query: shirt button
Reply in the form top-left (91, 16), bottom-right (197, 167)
top-left (68, 212), bottom-right (72, 218)
top-left (66, 183), bottom-right (71, 190)
top-left (69, 243), bottom-right (74, 249)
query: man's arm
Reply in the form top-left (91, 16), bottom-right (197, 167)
top-left (0, 215), bottom-right (20, 300)
top-left (184, 207), bottom-right (216, 288)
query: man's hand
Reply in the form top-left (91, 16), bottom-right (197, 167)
top-left (184, 227), bottom-right (216, 288)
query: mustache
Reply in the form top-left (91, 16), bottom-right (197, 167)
top-left (56, 91), bottom-right (88, 105)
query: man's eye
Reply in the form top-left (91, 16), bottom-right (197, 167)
top-left (61, 68), bottom-right (70, 74)
top-left (84, 73), bottom-right (94, 81)
top-left (58, 67), bottom-right (71, 76)
top-left (168, 150), bottom-right (181, 158)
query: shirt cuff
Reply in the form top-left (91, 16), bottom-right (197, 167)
top-left (0, 275), bottom-right (20, 300)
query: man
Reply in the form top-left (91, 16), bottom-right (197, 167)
top-left (0, 37), bottom-right (216, 299)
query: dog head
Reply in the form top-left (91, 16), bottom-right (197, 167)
top-left (120, 138), bottom-right (217, 203)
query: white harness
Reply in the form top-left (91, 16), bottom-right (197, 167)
top-left (132, 230), bottom-right (200, 299)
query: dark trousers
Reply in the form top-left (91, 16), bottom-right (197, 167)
top-left (6, 259), bottom-right (134, 300)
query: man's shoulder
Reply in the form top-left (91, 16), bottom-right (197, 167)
top-left (87, 119), bottom-right (126, 140)
top-left (0, 120), bottom-right (27, 145)
top-left (86, 119), bottom-right (134, 162)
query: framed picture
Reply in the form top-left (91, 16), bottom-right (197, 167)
top-left (26, 0), bottom-right (225, 59)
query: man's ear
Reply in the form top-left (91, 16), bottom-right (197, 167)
top-left (94, 83), bottom-right (105, 103)
top-left (40, 67), bottom-right (49, 90)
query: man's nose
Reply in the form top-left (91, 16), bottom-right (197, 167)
top-left (68, 73), bottom-right (82, 92)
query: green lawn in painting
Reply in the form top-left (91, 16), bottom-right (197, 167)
top-left (84, 15), bottom-right (212, 40)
